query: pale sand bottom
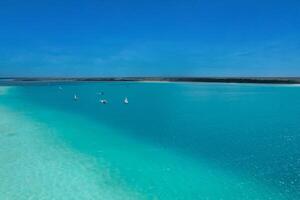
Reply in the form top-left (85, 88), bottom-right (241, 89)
top-left (0, 85), bottom-right (292, 200)
top-left (0, 105), bottom-right (144, 200)
top-left (0, 86), bottom-right (14, 95)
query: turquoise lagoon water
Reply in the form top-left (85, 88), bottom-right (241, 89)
top-left (0, 82), bottom-right (300, 199)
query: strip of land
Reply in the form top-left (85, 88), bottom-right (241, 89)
top-left (0, 77), bottom-right (300, 84)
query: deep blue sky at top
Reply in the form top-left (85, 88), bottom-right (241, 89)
top-left (0, 0), bottom-right (299, 77)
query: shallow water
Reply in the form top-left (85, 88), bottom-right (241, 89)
top-left (0, 83), bottom-right (300, 199)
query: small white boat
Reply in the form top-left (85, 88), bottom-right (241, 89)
top-left (100, 99), bottom-right (108, 104)
top-left (58, 86), bottom-right (63, 90)
top-left (124, 97), bottom-right (129, 104)
top-left (74, 94), bottom-right (79, 101)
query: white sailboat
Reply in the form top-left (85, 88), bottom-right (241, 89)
top-left (74, 94), bottom-right (78, 101)
top-left (100, 99), bottom-right (108, 104)
top-left (124, 97), bottom-right (129, 104)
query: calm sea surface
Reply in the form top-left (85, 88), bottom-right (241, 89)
top-left (0, 82), bottom-right (300, 199)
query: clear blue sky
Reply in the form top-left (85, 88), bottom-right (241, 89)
top-left (0, 0), bottom-right (299, 77)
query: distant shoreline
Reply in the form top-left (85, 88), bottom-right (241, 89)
top-left (1, 77), bottom-right (300, 84)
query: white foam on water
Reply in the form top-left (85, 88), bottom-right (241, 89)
top-left (0, 105), bottom-right (145, 200)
